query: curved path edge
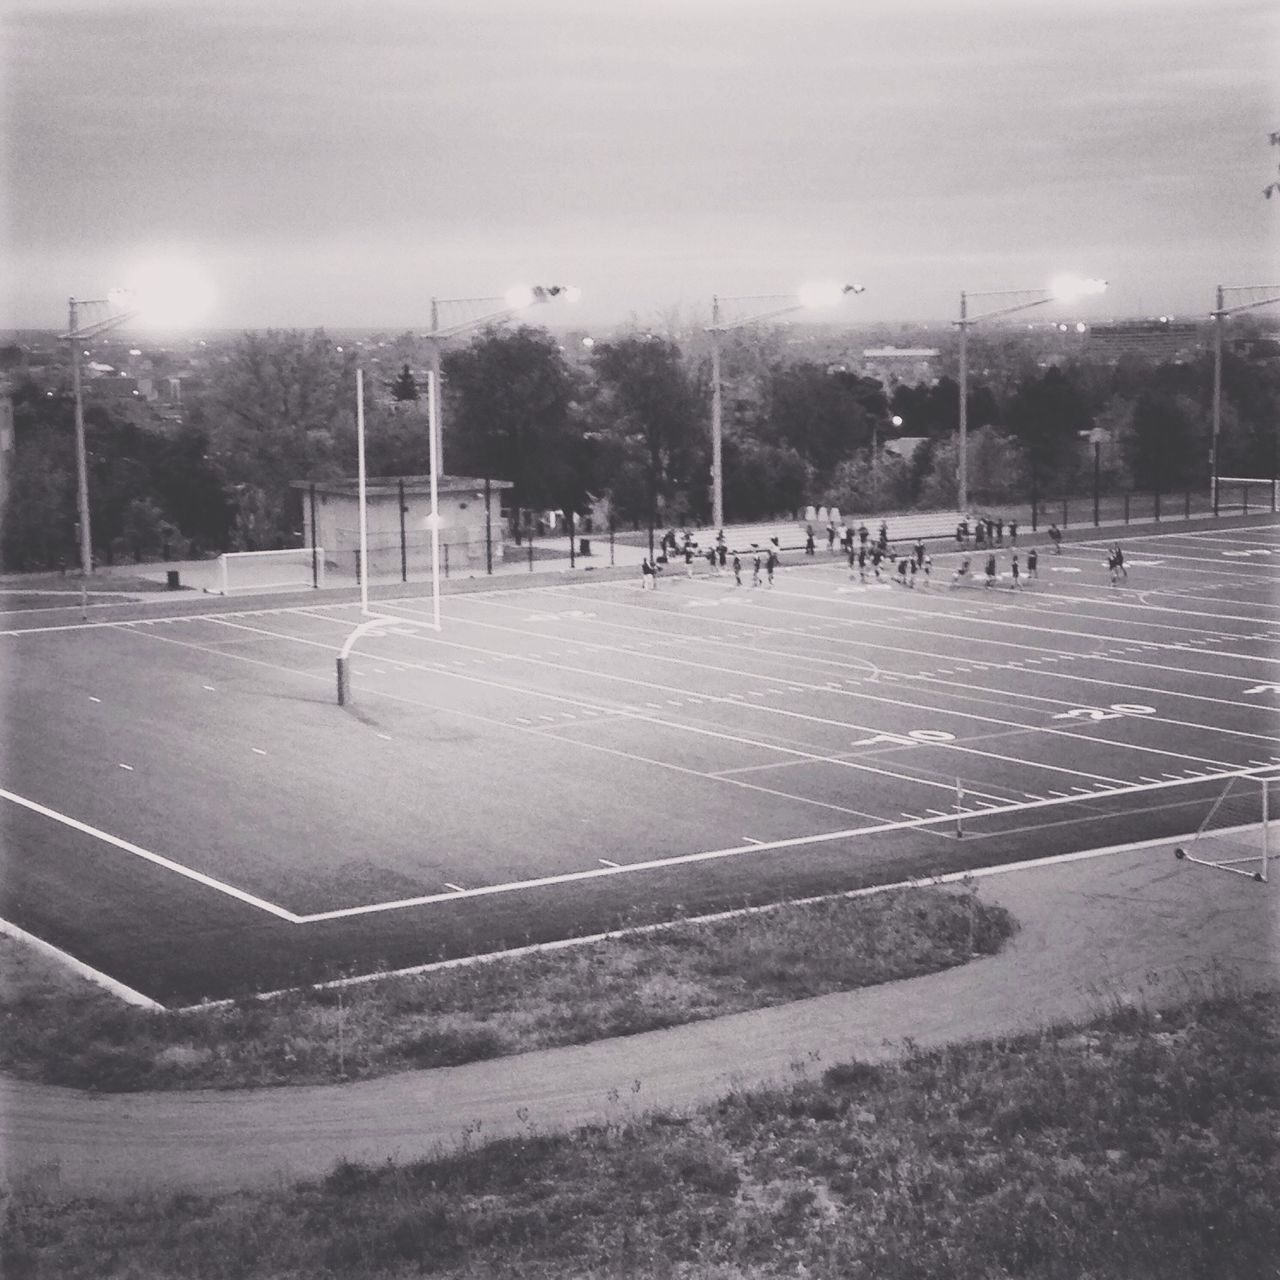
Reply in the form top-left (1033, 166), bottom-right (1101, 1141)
top-left (2, 834), bottom-right (1276, 1197)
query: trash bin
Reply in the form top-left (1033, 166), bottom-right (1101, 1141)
top-left (166, 570), bottom-right (181, 590)
top-left (578, 538), bottom-right (591, 556)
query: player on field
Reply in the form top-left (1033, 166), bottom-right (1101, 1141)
top-left (1010, 552), bottom-right (1022, 589)
top-left (984, 552), bottom-right (997, 588)
top-left (951, 555), bottom-right (972, 586)
top-left (732, 552), bottom-right (742, 586)
top-left (1027, 546), bottom-right (1038, 579)
top-left (1049, 523), bottom-right (1062, 553)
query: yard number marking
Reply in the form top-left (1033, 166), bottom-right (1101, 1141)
top-left (1244, 684), bottom-right (1280, 695)
top-left (851, 729), bottom-right (958, 747)
top-left (1052, 703), bottom-right (1156, 721)
top-left (1223, 549), bottom-right (1272, 557)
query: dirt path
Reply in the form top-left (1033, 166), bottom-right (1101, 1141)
top-left (3, 838), bottom-right (1276, 1197)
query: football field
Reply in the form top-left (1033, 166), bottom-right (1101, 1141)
top-left (3, 519), bottom-right (1277, 1005)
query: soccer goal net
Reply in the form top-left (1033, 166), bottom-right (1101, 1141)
top-left (1215, 477), bottom-right (1279, 515)
top-left (212, 548), bottom-right (325, 595)
top-left (1174, 772), bottom-right (1275, 882)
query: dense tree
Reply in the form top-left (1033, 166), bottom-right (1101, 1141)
top-left (1005, 367), bottom-right (1091, 485)
top-left (192, 330), bottom-right (359, 548)
top-left (1126, 391), bottom-right (1204, 492)
top-left (390, 363), bottom-right (419, 402)
top-left (591, 333), bottom-right (707, 528)
top-left (442, 326), bottom-right (580, 525)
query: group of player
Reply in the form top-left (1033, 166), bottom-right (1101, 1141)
top-left (639, 520), bottom-right (1131, 592)
top-left (641, 529), bottom-right (781, 589)
top-left (950, 547), bottom-right (1038, 589)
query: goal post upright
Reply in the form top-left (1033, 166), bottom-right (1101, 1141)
top-left (1174, 771), bottom-right (1274, 883)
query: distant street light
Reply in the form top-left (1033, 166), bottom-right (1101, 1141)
top-left (61, 262), bottom-right (215, 588)
top-left (707, 282), bottom-right (865, 528)
top-left (1210, 283), bottom-right (1280, 515)
top-left (422, 285), bottom-right (578, 630)
top-left (954, 277), bottom-right (1106, 512)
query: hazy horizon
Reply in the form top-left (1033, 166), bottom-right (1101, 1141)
top-left (6, 0), bottom-right (1278, 332)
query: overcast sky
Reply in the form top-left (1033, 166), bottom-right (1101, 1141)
top-left (4, 0), bottom-right (1277, 330)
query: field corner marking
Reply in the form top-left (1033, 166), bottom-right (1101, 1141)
top-left (0, 916), bottom-right (165, 1010)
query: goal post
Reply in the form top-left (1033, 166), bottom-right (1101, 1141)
top-left (211, 548), bottom-right (325, 595)
top-left (1174, 772), bottom-right (1274, 882)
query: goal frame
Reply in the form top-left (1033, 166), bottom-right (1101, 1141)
top-left (1174, 773), bottom-right (1272, 883)
top-left (213, 548), bottom-right (325, 595)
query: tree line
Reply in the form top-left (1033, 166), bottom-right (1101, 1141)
top-left (3, 323), bottom-right (1277, 570)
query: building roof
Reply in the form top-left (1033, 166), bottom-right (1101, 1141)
top-left (290, 474), bottom-right (513, 497)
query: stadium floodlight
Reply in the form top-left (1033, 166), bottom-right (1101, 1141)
top-left (707, 281), bottom-right (866, 528)
top-left (955, 276), bottom-right (1107, 512)
top-left (1210, 283), bottom-right (1280, 516)
top-left (61, 261), bottom-right (214, 599)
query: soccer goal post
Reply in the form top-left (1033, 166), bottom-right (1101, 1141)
top-left (212, 548), bottom-right (325, 595)
top-left (1174, 772), bottom-right (1274, 882)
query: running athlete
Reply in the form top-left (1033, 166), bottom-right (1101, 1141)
top-left (913, 538), bottom-right (925, 568)
top-left (752, 549), bottom-right (762, 587)
top-left (766, 548), bottom-right (777, 586)
top-left (870, 545), bottom-right (883, 580)
top-left (1049, 523), bottom-right (1062, 554)
top-left (1114, 544), bottom-right (1127, 579)
top-left (1027, 546), bottom-right (1038, 578)
top-left (856, 545), bottom-right (867, 581)
top-left (951, 555), bottom-right (971, 586)
top-left (896, 556), bottom-right (911, 587)
top-left (732, 553), bottom-right (742, 586)
top-left (984, 552), bottom-right (997, 587)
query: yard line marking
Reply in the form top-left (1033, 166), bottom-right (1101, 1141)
top-left (741, 836), bottom-right (764, 845)
top-left (515, 716), bottom-right (532, 725)
top-left (1048, 790), bottom-right (1070, 797)
top-left (0, 787), bottom-right (300, 921)
top-left (117, 762), bottom-right (133, 771)
top-left (377, 733), bottom-right (393, 741)
top-left (598, 858), bottom-right (621, 867)
top-left (251, 747), bottom-right (267, 755)
top-left (88, 695), bottom-right (101, 703)
top-left (444, 883), bottom-right (466, 893)
top-left (202, 685), bottom-right (216, 691)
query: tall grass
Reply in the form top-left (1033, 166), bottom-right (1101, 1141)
top-left (1, 885), bottom-right (1013, 1091)
top-left (5, 986), bottom-right (1275, 1278)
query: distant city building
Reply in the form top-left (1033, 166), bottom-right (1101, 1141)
top-left (861, 347), bottom-right (940, 387)
top-left (1084, 319), bottom-right (1202, 363)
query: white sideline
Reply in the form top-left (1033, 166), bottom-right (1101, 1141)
top-left (174, 820), bottom-right (1271, 1011)
top-left (0, 916), bottom-right (163, 1009)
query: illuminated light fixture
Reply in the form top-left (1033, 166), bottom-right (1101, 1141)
top-left (1049, 274), bottom-right (1108, 302)
top-left (797, 281), bottom-right (866, 309)
top-left (121, 256), bottom-right (217, 329)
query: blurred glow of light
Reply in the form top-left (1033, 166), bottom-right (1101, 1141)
top-left (125, 256), bottom-right (216, 329)
top-left (1075, 322), bottom-right (1087, 333)
top-left (797, 280), bottom-right (848, 309)
top-left (581, 336), bottom-right (595, 349)
top-left (128, 348), bottom-right (142, 356)
top-left (504, 284), bottom-right (536, 310)
top-left (561, 285), bottom-right (582, 304)
top-left (1049, 274), bottom-right (1108, 302)
top-left (891, 415), bottom-right (903, 427)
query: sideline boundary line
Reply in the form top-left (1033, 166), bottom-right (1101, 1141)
top-left (176, 820), bottom-right (1270, 1011)
top-left (0, 916), bottom-right (164, 1009)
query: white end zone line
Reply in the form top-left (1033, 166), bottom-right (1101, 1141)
top-left (0, 786), bottom-right (300, 922)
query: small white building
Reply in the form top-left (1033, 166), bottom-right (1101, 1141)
top-left (292, 474), bottom-right (513, 577)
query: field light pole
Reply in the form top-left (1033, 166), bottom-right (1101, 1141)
top-left (63, 297), bottom-right (139, 590)
top-left (708, 283), bottom-right (865, 529)
top-left (955, 277), bottom-right (1106, 514)
top-left (1211, 283), bottom-right (1280, 516)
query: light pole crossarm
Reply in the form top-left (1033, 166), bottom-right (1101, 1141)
top-left (955, 293), bottom-right (1053, 327)
top-left (62, 307), bottom-right (140, 343)
top-left (1213, 291), bottom-right (1280, 319)
top-left (708, 303), bottom-right (806, 333)
top-left (428, 302), bottom-right (519, 340)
